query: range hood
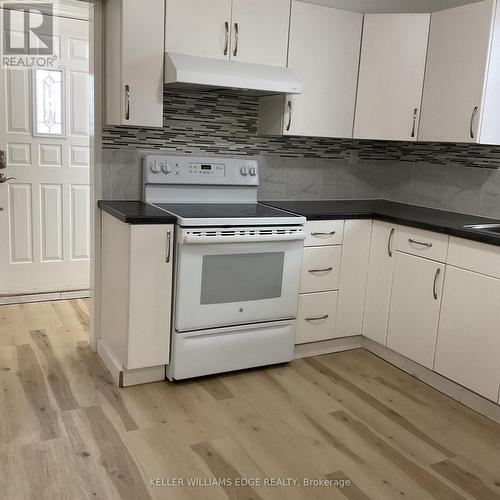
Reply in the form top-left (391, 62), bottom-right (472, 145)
top-left (164, 53), bottom-right (303, 95)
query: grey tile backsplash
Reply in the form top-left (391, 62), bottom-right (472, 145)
top-left (102, 88), bottom-right (500, 219)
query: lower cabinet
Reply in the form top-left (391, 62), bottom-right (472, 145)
top-left (435, 266), bottom-right (500, 401)
top-left (295, 291), bottom-right (338, 344)
top-left (386, 252), bottom-right (444, 368)
top-left (363, 221), bottom-right (397, 344)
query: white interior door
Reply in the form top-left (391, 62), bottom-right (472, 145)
top-left (0, 14), bottom-right (90, 295)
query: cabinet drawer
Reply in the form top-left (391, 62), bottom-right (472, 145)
top-left (447, 237), bottom-right (500, 279)
top-left (300, 246), bottom-right (342, 293)
top-left (396, 226), bottom-right (449, 262)
top-left (295, 291), bottom-right (338, 344)
top-left (304, 220), bottom-right (344, 247)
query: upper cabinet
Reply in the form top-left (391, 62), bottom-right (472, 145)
top-left (354, 14), bottom-right (430, 142)
top-left (165, 0), bottom-right (291, 67)
top-left (419, 0), bottom-right (500, 144)
top-left (258, 1), bottom-right (362, 138)
top-left (104, 0), bottom-right (164, 128)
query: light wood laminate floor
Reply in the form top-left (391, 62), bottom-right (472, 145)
top-left (1, 300), bottom-right (500, 500)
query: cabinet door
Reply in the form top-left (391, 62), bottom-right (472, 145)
top-left (362, 222), bottom-right (397, 345)
top-left (230, 0), bottom-right (290, 67)
top-left (121, 0), bottom-right (164, 127)
top-left (435, 267), bottom-right (500, 401)
top-left (165, 0), bottom-right (232, 60)
top-left (296, 291), bottom-right (338, 344)
top-left (127, 225), bottom-right (173, 370)
top-left (335, 220), bottom-right (372, 338)
top-left (419, 0), bottom-right (495, 143)
top-left (387, 253), bottom-right (444, 368)
top-left (354, 14), bottom-right (430, 141)
top-left (283, 2), bottom-right (362, 138)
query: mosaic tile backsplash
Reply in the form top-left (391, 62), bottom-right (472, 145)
top-left (102, 88), bottom-right (500, 218)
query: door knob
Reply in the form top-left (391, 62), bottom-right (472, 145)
top-left (0, 173), bottom-right (15, 183)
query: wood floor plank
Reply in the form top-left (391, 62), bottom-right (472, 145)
top-left (199, 377), bottom-right (235, 401)
top-left (331, 410), bottom-right (466, 500)
top-left (324, 471), bottom-right (372, 500)
top-left (305, 357), bottom-right (457, 459)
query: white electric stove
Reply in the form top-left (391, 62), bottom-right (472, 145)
top-left (142, 155), bottom-right (306, 380)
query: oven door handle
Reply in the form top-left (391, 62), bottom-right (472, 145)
top-left (182, 233), bottom-right (306, 244)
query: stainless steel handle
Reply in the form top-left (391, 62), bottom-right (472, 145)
top-left (388, 228), bottom-right (395, 257)
top-left (125, 84), bottom-right (130, 121)
top-left (305, 314), bottom-right (329, 322)
top-left (433, 267), bottom-right (441, 300)
top-left (408, 238), bottom-right (432, 248)
top-left (233, 22), bottom-right (239, 57)
top-left (411, 108), bottom-right (418, 138)
top-left (166, 229), bottom-right (171, 263)
top-left (224, 21), bottom-right (229, 56)
top-left (286, 100), bottom-right (292, 131)
top-left (0, 173), bottom-right (15, 183)
top-left (311, 230), bottom-right (335, 237)
top-left (470, 106), bottom-right (478, 139)
top-left (0, 150), bottom-right (6, 170)
top-left (308, 267), bottom-right (333, 273)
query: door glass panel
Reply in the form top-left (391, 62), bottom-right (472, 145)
top-left (200, 252), bottom-right (285, 305)
top-left (33, 69), bottom-right (64, 136)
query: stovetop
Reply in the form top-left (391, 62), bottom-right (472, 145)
top-left (153, 202), bottom-right (305, 227)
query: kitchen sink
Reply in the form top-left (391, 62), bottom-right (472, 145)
top-left (462, 224), bottom-right (500, 235)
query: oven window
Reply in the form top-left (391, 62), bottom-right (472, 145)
top-left (200, 252), bottom-right (285, 305)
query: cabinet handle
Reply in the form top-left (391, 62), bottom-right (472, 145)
top-left (286, 100), bottom-right (292, 131)
top-left (408, 238), bottom-right (432, 248)
top-left (387, 228), bottom-right (395, 257)
top-left (311, 230), bottom-right (335, 237)
top-left (0, 149), bottom-right (6, 170)
top-left (166, 229), bottom-right (171, 263)
top-left (308, 266), bottom-right (333, 273)
top-left (233, 22), bottom-right (239, 57)
top-left (305, 314), bottom-right (329, 322)
top-left (125, 84), bottom-right (130, 121)
top-left (224, 21), bottom-right (229, 56)
top-left (470, 106), bottom-right (478, 139)
top-left (433, 267), bottom-right (441, 300)
top-left (411, 108), bottom-right (418, 138)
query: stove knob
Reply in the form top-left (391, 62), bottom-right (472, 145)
top-left (161, 162), bottom-right (172, 174)
top-left (150, 160), bottom-right (161, 174)
top-left (249, 166), bottom-right (257, 176)
top-left (240, 166), bottom-right (248, 176)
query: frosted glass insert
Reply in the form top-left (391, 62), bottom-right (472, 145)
top-left (34, 69), bottom-right (64, 135)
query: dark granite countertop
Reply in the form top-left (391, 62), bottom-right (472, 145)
top-left (98, 201), bottom-right (177, 224)
top-left (98, 199), bottom-right (500, 246)
top-left (262, 199), bottom-right (500, 246)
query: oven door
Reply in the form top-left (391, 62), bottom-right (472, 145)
top-left (175, 226), bottom-right (305, 332)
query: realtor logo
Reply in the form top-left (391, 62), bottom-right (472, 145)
top-left (3, 3), bottom-right (53, 55)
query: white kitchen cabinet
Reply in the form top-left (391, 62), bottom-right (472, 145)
top-left (419, 0), bottom-right (500, 144)
top-left (165, 0), bottom-right (290, 67)
top-left (387, 252), bottom-right (444, 369)
top-left (435, 266), bottom-right (500, 401)
top-left (362, 222), bottom-right (397, 345)
top-left (105, 0), bottom-right (164, 127)
top-left (258, 1), bottom-right (362, 138)
top-left (100, 213), bottom-right (173, 384)
top-left (296, 291), bottom-right (338, 344)
top-left (165, 0), bottom-right (232, 60)
top-left (353, 14), bottom-right (430, 141)
top-left (335, 220), bottom-right (372, 338)
top-left (230, 0), bottom-right (290, 67)
top-left (300, 246), bottom-right (342, 294)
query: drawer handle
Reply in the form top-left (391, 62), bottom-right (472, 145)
top-left (305, 314), bottom-right (329, 322)
top-left (433, 267), bottom-right (441, 300)
top-left (408, 238), bottom-right (432, 248)
top-left (311, 231), bottom-right (336, 237)
top-left (388, 227), bottom-right (395, 257)
top-left (166, 229), bottom-right (171, 263)
top-left (308, 267), bottom-right (333, 273)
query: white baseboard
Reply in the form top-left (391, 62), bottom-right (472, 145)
top-left (363, 338), bottom-right (500, 425)
top-left (0, 289), bottom-right (90, 305)
top-left (294, 335), bottom-right (363, 359)
top-left (97, 339), bottom-right (123, 386)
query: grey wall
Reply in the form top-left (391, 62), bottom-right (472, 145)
top-left (102, 88), bottom-right (500, 219)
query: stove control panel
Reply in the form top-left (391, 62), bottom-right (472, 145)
top-left (144, 155), bottom-right (259, 186)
